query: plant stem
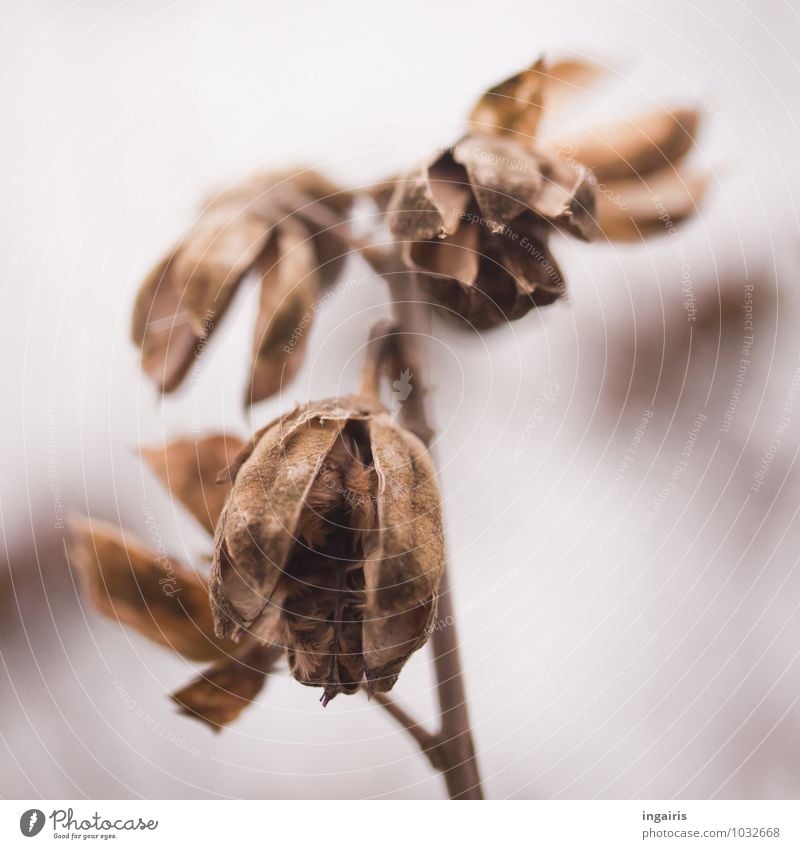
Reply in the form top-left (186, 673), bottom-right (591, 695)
top-left (370, 691), bottom-right (445, 767)
top-left (359, 318), bottom-right (400, 400)
top-left (362, 249), bottom-right (484, 800)
top-left (429, 566), bottom-right (483, 799)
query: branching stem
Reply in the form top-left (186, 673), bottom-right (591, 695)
top-left (360, 247), bottom-right (484, 800)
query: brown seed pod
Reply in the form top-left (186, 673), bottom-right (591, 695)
top-left (210, 395), bottom-right (445, 701)
top-left (131, 169), bottom-right (353, 403)
top-left (383, 56), bottom-right (708, 327)
top-left (387, 135), bottom-right (595, 329)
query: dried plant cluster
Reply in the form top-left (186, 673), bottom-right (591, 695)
top-left (70, 55), bottom-right (706, 799)
top-left (211, 396), bottom-right (444, 703)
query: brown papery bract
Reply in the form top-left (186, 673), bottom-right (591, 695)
top-left (210, 395), bottom-right (444, 701)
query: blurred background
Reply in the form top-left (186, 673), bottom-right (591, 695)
top-left (2, 0), bottom-right (800, 799)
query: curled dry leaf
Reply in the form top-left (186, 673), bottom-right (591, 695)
top-left (71, 434), bottom-right (290, 730)
top-left (596, 169), bottom-right (710, 242)
top-left (468, 57), bottom-right (548, 140)
top-left (539, 58), bottom-right (607, 118)
top-left (210, 395), bottom-right (444, 701)
top-left (131, 169), bottom-right (353, 404)
top-left (139, 433), bottom-right (245, 535)
top-left (248, 220), bottom-right (319, 405)
top-left (469, 56), bottom-right (607, 141)
top-left (171, 639), bottom-right (283, 731)
top-left (543, 85), bottom-right (706, 241)
top-left (558, 108), bottom-right (699, 181)
top-left (69, 517), bottom-right (230, 662)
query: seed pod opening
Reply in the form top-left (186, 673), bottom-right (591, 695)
top-left (210, 396), bottom-right (445, 702)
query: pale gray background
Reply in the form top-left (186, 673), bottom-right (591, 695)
top-left (1, 0), bottom-right (800, 799)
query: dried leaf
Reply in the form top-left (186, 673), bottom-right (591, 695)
top-left (597, 170), bottom-right (709, 241)
top-left (427, 153), bottom-right (473, 233)
top-left (493, 222), bottom-right (565, 303)
top-left (545, 59), bottom-right (606, 107)
top-left (69, 517), bottom-right (228, 662)
top-left (139, 434), bottom-right (245, 535)
top-left (388, 170), bottom-right (450, 242)
top-left (468, 57), bottom-right (547, 140)
top-left (132, 169), bottom-right (353, 401)
top-left (559, 108), bottom-right (700, 181)
top-left (171, 639), bottom-right (282, 730)
top-left (130, 256), bottom-right (203, 393)
top-left (174, 204), bottom-right (275, 334)
top-left (247, 220), bottom-right (320, 405)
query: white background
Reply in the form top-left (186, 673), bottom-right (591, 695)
top-left (2, 0), bottom-right (800, 799)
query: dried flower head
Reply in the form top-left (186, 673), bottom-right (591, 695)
top-left (388, 135), bottom-right (595, 328)
top-left (383, 56), bottom-right (707, 328)
top-left (131, 169), bottom-right (353, 404)
top-left (211, 395), bottom-right (445, 702)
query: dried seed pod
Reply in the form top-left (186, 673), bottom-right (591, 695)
top-left (131, 169), bottom-right (353, 403)
top-left (210, 395), bottom-right (445, 701)
top-left (387, 136), bottom-right (594, 329)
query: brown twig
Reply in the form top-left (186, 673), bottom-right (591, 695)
top-left (359, 318), bottom-right (400, 401)
top-left (369, 691), bottom-right (446, 769)
top-left (360, 246), bottom-right (484, 800)
top-left (429, 566), bottom-right (483, 798)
